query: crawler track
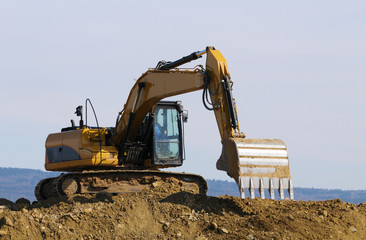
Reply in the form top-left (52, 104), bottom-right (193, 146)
top-left (35, 170), bottom-right (208, 201)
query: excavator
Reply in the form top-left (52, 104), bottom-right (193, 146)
top-left (35, 46), bottom-right (294, 201)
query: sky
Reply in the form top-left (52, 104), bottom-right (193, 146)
top-left (0, 1), bottom-right (365, 190)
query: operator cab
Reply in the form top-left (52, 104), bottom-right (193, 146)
top-left (134, 101), bottom-right (187, 168)
top-left (153, 101), bottom-right (187, 166)
top-left (121, 101), bottom-right (188, 168)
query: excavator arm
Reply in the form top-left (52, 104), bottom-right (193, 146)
top-left (112, 47), bottom-right (294, 200)
top-left (113, 47), bottom-right (239, 145)
top-left (112, 69), bottom-right (205, 146)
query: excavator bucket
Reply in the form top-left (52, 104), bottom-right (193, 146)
top-left (217, 138), bottom-right (294, 200)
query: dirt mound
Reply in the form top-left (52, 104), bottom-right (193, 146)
top-left (0, 189), bottom-right (365, 239)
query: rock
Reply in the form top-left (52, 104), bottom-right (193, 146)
top-left (117, 223), bottom-right (124, 229)
top-left (152, 181), bottom-right (163, 188)
top-left (84, 208), bottom-right (93, 213)
top-left (318, 210), bottom-right (328, 217)
top-left (162, 222), bottom-right (170, 232)
top-left (41, 215), bottom-right (50, 224)
top-left (194, 235), bottom-right (208, 240)
top-left (349, 226), bottom-right (357, 233)
top-left (167, 177), bottom-right (180, 185)
top-left (247, 234), bottom-right (255, 240)
top-left (51, 214), bottom-right (58, 221)
top-left (1, 216), bottom-right (14, 226)
top-left (188, 214), bottom-right (196, 221)
top-left (32, 209), bottom-right (39, 216)
top-left (219, 228), bottom-right (229, 234)
top-left (209, 222), bottom-right (218, 230)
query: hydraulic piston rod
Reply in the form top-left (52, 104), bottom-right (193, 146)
top-left (157, 49), bottom-right (207, 70)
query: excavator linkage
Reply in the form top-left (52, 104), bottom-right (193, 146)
top-left (217, 138), bottom-right (294, 200)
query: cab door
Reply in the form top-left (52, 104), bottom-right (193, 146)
top-left (153, 103), bottom-right (184, 166)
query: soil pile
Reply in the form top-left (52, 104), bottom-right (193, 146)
top-left (0, 189), bottom-right (365, 239)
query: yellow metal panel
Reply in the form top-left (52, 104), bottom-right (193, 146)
top-left (45, 158), bottom-right (118, 171)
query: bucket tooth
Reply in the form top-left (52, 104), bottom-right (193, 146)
top-left (259, 178), bottom-right (265, 199)
top-left (289, 179), bottom-right (294, 200)
top-left (239, 178), bottom-right (245, 199)
top-left (269, 178), bottom-right (275, 199)
top-left (249, 178), bottom-right (255, 199)
top-left (279, 179), bottom-right (284, 200)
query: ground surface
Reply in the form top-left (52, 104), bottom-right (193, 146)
top-left (0, 186), bottom-right (366, 240)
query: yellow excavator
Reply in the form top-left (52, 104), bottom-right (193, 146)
top-left (35, 47), bottom-right (294, 201)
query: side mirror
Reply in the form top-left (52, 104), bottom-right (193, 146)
top-left (182, 110), bottom-right (188, 123)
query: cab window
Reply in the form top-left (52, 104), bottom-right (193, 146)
top-left (154, 106), bottom-right (180, 159)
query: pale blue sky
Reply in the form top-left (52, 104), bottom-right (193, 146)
top-left (0, 1), bottom-right (365, 189)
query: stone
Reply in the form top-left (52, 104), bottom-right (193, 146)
top-left (2, 216), bottom-right (14, 226)
top-left (162, 222), bottom-right (170, 232)
top-left (152, 181), bottom-right (163, 188)
top-left (220, 228), bottom-right (229, 234)
top-left (209, 222), bottom-right (218, 230)
top-left (84, 208), bottom-right (93, 213)
top-left (247, 234), bottom-right (255, 240)
top-left (349, 226), bottom-right (357, 233)
top-left (117, 224), bottom-right (124, 229)
top-left (50, 214), bottom-right (58, 221)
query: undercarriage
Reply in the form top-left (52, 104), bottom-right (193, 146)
top-left (35, 170), bottom-right (208, 201)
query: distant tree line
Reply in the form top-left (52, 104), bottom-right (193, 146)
top-left (0, 167), bottom-right (58, 202)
